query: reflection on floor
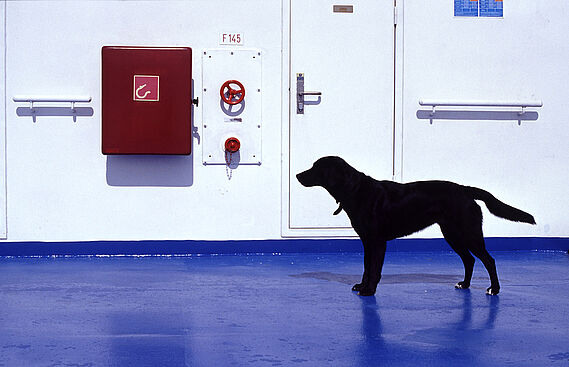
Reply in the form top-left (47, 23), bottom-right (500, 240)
top-left (1, 251), bottom-right (568, 366)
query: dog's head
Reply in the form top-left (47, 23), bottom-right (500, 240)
top-left (296, 156), bottom-right (357, 191)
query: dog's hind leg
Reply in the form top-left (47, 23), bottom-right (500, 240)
top-left (440, 224), bottom-right (475, 290)
top-left (461, 205), bottom-right (500, 295)
top-left (469, 240), bottom-right (500, 295)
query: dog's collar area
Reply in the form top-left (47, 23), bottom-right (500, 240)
top-left (333, 201), bottom-right (343, 215)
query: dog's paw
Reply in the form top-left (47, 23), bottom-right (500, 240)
top-left (352, 283), bottom-right (364, 292)
top-left (486, 287), bottom-right (500, 296)
top-left (357, 288), bottom-right (376, 297)
top-left (455, 281), bottom-right (470, 289)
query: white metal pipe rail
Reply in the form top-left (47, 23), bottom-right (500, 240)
top-left (13, 95), bottom-right (92, 111)
top-left (419, 99), bottom-right (543, 116)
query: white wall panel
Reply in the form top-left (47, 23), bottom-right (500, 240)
top-left (3, 0), bottom-right (568, 243)
top-left (0, 0), bottom-right (6, 238)
top-left (401, 1), bottom-right (569, 237)
top-left (5, 1), bottom-right (282, 241)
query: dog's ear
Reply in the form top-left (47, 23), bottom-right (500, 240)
top-left (311, 156), bottom-right (361, 196)
top-left (328, 161), bottom-right (359, 190)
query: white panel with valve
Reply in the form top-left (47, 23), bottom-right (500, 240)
top-left (202, 49), bottom-right (262, 165)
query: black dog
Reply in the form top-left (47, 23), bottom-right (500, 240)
top-left (296, 156), bottom-right (535, 296)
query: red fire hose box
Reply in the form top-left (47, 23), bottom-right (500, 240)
top-left (102, 46), bottom-right (192, 155)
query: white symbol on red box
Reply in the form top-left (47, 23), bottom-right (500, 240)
top-left (133, 75), bottom-right (159, 101)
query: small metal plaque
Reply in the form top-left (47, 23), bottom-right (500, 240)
top-left (333, 5), bottom-right (353, 13)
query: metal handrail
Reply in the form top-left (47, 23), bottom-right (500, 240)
top-left (13, 95), bottom-right (92, 111)
top-left (419, 99), bottom-right (543, 116)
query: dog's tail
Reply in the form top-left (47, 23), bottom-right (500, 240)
top-left (467, 186), bottom-right (536, 224)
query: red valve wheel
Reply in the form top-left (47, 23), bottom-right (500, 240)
top-left (224, 137), bottom-right (241, 153)
top-left (220, 80), bottom-right (245, 105)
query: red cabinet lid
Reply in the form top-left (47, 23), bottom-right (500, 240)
top-left (102, 46), bottom-right (192, 155)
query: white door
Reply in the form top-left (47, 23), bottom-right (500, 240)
top-left (287, 1), bottom-right (395, 232)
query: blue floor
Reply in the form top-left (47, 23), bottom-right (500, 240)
top-left (1, 251), bottom-right (568, 366)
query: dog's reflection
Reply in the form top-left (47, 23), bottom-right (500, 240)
top-left (358, 292), bottom-right (500, 365)
top-left (360, 296), bottom-right (385, 344)
top-left (357, 296), bottom-right (385, 364)
top-left (452, 290), bottom-right (500, 330)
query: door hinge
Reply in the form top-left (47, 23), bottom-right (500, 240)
top-left (393, 5), bottom-right (398, 26)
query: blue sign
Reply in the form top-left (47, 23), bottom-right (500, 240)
top-left (480, 0), bottom-right (503, 17)
top-left (455, 0), bottom-right (479, 17)
top-left (455, 0), bottom-right (503, 17)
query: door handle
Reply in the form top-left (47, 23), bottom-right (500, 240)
top-left (298, 91), bottom-right (322, 96)
top-left (296, 73), bottom-right (322, 114)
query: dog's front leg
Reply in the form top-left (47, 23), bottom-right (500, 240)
top-left (357, 240), bottom-right (386, 297)
top-left (352, 248), bottom-right (370, 292)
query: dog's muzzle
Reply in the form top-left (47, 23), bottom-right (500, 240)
top-left (296, 170), bottom-right (316, 187)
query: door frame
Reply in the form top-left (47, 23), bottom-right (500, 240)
top-left (281, 0), bottom-right (405, 237)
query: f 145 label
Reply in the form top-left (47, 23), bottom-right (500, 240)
top-left (220, 33), bottom-right (243, 45)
